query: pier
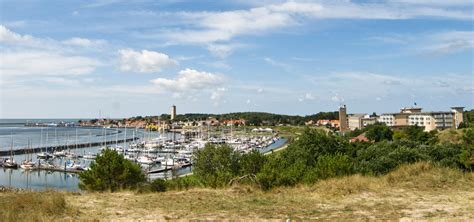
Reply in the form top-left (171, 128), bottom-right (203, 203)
top-left (0, 137), bottom-right (139, 157)
top-left (146, 163), bottom-right (192, 174)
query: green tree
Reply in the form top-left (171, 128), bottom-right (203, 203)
top-left (240, 149), bottom-right (266, 175)
top-left (79, 149), bottom-right (146, 191)
top-left (303, 153), bottom-right (354, 183)
top-left (365, 123), bottom-right (393, 142)
top-left (460, 128), bottom-right (474, 170)
top-left (192, 144), bottom-right (241, 187)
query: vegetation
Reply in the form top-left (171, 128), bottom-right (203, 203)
top-left (0, 190), bottom-right (77, 221)
top-left (176, 126), bottom-right (472, 191)
top-left (97, 111), bottom-right (339, 126)
top-left (2, 162), bottom-right (473, 221)
top-left (79, 149), bottom-right (146, 191)
top-left (365, 123), bottom-right (393, 142)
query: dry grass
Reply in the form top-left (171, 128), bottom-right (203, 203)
top-left (0, 190), bottom-right (78, 221)
top-left (437, 128), bottom-right (465, 144)
top-left (1, 162), bottom-right (473, 221)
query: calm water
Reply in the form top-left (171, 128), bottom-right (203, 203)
top-left (0, 119), bottom-right (166, 191)
top-left (0, 119), bottom-right (287, 191)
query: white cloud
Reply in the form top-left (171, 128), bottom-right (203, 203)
top-left (211, 87), bottom-right (227, 106)
top-left (63, 37), bottom-right (106, 47)
top-left (264, 57), bottom-right (291, 71)
top-left (308, 71), bottom-right (472, 104)
top-left (150, 1), bottom-right (471, 46)
top-left (0, 25), bottom-right (40, 46)
top-left (0, 51), bottom-right (99, 76)
top-left (150, 68), bottom-right (225, 92)
top-left (119, 49), bottom-right (178, 73)
top-left (304, 92), bottom-right (316, 100)
top-left (427, 31), bottom-right (474, 55)
top-left (388, 0), bottom-right (473, 6)
top-left (0, 26), bottom-right (102, 79)
top-left (207, 44), bottom-right (234, 58)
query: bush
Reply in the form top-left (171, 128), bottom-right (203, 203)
top-left (149, 179), bottom-right (167, 192)
top-left (303, 154), bottom-right (354, 184)
top-left (355, 141), bottom-right (429, 175)
top-left (165, 175), bottom-right (205, 190)
top-left (79, 149), bottom-right (146, 191)
top-left (240, 149), bottom-right (267, 175)
top-left (192, 144), bottom-right (241, 188)
top-left (257, 129), bottom-right (351, 189)
top-left (365, 123), bottom-right (393, 142)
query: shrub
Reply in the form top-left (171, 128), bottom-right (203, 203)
top-left (79, 149), bottom-right (146, 191)
top-left (149, 179), bottom-right (167, 192)
top-left (355, 141), bottom-right (429, 175)
top-left (240, 149), bottom-right (267, 175)
top-left (303, 154), bottom-right (354, 184)
top-left (165, 175), bottom-right (205, 190)
top-left (192, 144), bottom-right (241, 188)
top-left (257, 129), bottom-right (350, 189)
top-left (365, 123), bottom-right (393, 142)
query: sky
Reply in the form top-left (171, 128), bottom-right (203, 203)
top-left (0, 0), bottom-right (473, 118)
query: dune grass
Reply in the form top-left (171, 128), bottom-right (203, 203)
top-left (1, 162), bottom-right (473, 221)
top-left (0, 190), bottom-right (78, 221)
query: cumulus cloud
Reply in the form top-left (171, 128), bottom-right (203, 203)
top-left (150, 68), bottom-right (224, 92)
top-left (0, 25), bottom-right (44, 47)
top-left (0, 26), bottom-right (101, 78)
top-left (119, 49), bottom-right (178, 73)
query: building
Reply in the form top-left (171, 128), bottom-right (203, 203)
top-left (315, 119), bottom-right (340, 128)
top-left (378, 106), bottom-right (464, 131)
top-left (348, 114), bottom-right (366, 130)
top-left (349, 133), bottom-right (369, 143)
top-left (339, 105), bottom-right (348, 133)
top-left (170, 105), bottom-right (176, 120)
top-left (361, 116), bottom-right (377, 127)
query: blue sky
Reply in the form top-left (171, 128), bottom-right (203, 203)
top-left (0, 0), bottom-right (473, 118)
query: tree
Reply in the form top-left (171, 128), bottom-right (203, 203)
top-left (240, 149), bottom-right (266, 175)
top-left (192, 144), bottom-right (241, 187)
top-left (460, 128), bottom-right (474, 170)
top-left (79, 149), bottom-right (146, 191)
top-left (365, 123), bottom-right (393, 142)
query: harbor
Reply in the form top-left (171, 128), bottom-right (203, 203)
top-left (0, 119), bottom-right (287, 191)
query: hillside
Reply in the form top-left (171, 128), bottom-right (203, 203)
top-left (1, 163), bottom-right (473, 221)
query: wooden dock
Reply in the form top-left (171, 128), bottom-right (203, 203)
top-left (0, 137), bottom-right (139, 157)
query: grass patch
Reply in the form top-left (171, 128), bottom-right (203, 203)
top-left (2, 162), bottom-right (473, 220)
top-left (0, 190), bottom-right (78, 221)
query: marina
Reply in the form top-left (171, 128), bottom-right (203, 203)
top-left (0, 119), bottom-right (287, 191)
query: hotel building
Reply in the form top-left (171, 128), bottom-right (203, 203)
top-left (378, 107), bottom-right (464, 131)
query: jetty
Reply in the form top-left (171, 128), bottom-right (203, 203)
top-left (0, 137), bottom-right (139, 157)
top-left (146, 163), bottom-right (192, 174)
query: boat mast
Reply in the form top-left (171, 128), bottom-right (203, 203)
top-left (10, 133), bottom-right (14, 161)
top-left (75, 127), bottom-right (78, 151)
top-left (45, 128), bottom-right (49, 154)
top-left (40, 127), bottom-right (43, 152)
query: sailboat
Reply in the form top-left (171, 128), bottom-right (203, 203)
top-left (37, 127), bottom-right (53, 159)
top-left (20, 139), bottom-right (37, 170)
top-left (4, 134), bottom-right (18, 169)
